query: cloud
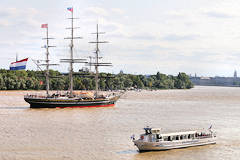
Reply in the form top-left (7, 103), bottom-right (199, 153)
top-left (0, 8), bottom-right (17, 17)
top-left (0, 20), bottom-right (9, 27)
top-left (164, 10), bottom-right (188, 18)
top-left (0, 7), bottom-right (45, 71)
top-left (111, 8), bottom-right (125, 15)
top-left (130, 34), bottom-right (156, 40)
top-left (1, 1), bottom-right (240, 76)
top-left (199, 1), bottom-right (239, 19)
top-left (83, 7), bottom-right (109, 17)
top-left (0, 41), bottom-right (14, 47)
top-left (163, 34), bottom-right (200, 41)
top-left (0, 7), bottom-right (40, 28)
top-left (204, 11), bottom-right (233, 18)
top-left (0, 7), bottom-right (38, 19)
top-left (108, 32), bottom-right (157, 41)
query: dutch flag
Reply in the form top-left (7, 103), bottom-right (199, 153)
top-left (9, 58), bottom-right (28, 70)
top-left (67, 7), bottom-right (73, 12)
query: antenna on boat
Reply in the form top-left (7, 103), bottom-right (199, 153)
top-left (16, 53), bottom-right (18, 62)
top-left (40, 23), bottom-right (58, 96)
top-left (61, 7), bottom-right (86, 97)
top-left (89, 24), bottom-right (112, 97)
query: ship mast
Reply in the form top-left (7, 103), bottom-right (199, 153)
top-left (89, 24), bottom-right (112, 97)
top-left (45, 26), bottom-right (50, 96)
top-left (61, 7), bottom-right (86, 97)
top-left (41, 24), bottom-right (56, 96)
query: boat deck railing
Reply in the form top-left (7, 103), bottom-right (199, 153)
top-left (24, 93), bottom-right (98, 99)
top-left (24, 94), bottom-right (72, 99)
top-left (196, 135), bottom-right (213, 139)
top-left (24, 91), bottom-right (122, 100)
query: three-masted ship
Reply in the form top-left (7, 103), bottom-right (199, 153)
top-left (24, 8), bottom-right (121, 108)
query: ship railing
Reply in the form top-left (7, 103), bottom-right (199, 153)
top-left (196, 135), bottom-right (213, 139)
top-left (24, 94), bottom-right (49, 99)
top-left (24, 93), bottom-right (96, 100)
top-left (24, 90), bottom-right (122, 99)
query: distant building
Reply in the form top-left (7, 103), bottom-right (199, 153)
top-left (200, 76), bottom-right (210, 80)
top-left (190, 75), bottom-right (240, 87)
top-left (234, 70), bottom-right (237, 78)
top-left (119, 70), bottom-right (124, 74)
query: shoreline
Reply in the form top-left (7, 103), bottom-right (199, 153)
top-left (1, 85), bottom-right (240, 92)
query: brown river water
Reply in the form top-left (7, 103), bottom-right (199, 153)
top-left (0, 86), bottom-right (239, 160)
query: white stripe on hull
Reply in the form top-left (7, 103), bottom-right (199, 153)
top-left (134, 138), bottom-right (216, 151)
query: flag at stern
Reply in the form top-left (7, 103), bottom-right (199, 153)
top-left (9, 58), bottom-right (28, 70)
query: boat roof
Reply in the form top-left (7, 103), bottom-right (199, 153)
top-left (160, 130), bottom-right (197, 137)
top-left (143, 127), bottom-right (210, 136)
top-left (151, 128), bottom-right (162, 131)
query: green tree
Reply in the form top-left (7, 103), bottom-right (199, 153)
top-left (0, 69), bottom-right (193, 91)
top-left (26, 78), bottom-right (34, 89)
top-left (0, 75), bottom-right (6, 90)
top-left (99, 79), bottom-right (106, 90)
top-left (124, 78), bottom-right (133, 88)
top-left (73, 78), bottom-right (85, 90)
top-left (175, 72), bottom-right (193, 89)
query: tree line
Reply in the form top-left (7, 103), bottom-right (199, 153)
top-left (0, 69), bottom-right (193, 90)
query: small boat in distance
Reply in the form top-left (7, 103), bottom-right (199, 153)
top-left (132, 126), bottom-right (216, 152)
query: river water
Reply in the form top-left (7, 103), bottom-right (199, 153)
top-left (0, 86), bottom-right (239, 160)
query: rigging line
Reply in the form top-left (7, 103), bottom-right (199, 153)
top-left (31, 58), bottom-right (43, 72)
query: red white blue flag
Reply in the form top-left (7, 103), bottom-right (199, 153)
top-left (67, 7), bottom-right (73, 12)
top-left (9, 58), bottom-right (28, 70)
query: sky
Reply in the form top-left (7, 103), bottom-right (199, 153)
top-left (1, 0), bottom-right (240, 77)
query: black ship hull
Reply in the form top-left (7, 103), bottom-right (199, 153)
top-left (24, 96), bottom-right (120, 108)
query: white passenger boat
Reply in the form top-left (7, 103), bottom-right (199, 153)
top-left (132, 126), bottom-right (216, 152)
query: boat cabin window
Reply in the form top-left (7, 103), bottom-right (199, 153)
top-left (172, 135), bottom-right (176, 140)
top-left (171, 135), bottom-right (180, 141)
top-left (168, 136), bottom-right (171, 141)
top-left (180, 135), bottom-right (183, 140)
top-left (156, 134), bottom-right (162, 139)
top-left (163, 136), bottom-right (168, 141)
top-left (195, 133), bottom-right (198, 137)
top-left (187, 134), bottom-right (194, 139)
top-left (144, 128), bottom-right (152, 135)
top-left (176, 136), bottom-right (179, 140)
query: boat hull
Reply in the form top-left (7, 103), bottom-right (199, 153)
top-left (134, 138), bottom-right (216, 152)
top-left (24, 96), bottom-right (119, 108)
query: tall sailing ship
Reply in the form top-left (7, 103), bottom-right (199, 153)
top-left (24, 8), bottom-right (122, 108)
